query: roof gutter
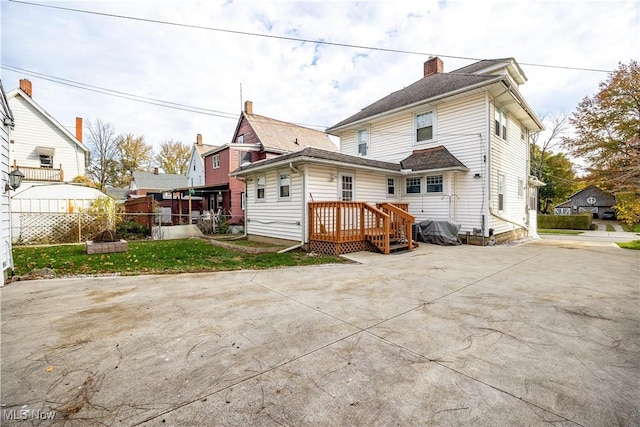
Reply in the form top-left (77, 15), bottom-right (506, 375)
top-left (327, 76), bottom-right (504, 134)
top-left (231, 156), bottom-right (400, 176)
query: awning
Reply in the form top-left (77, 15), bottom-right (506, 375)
top-left (36, 146), bottom-right (55, 156)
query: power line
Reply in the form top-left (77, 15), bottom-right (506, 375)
top-left (8, 0), bottom-right (614, 74)
top-left (2, 65), bottom-right (331, 129)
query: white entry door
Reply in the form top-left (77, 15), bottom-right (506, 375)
top-left (339, 173), bottom-right (354, 201)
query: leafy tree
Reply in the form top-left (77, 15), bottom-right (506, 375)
top-left (86, 119), bottom-right (119, 191)
top-left (117, 133), bottom-right (153, 185)
top-left (71, 175), bottom-right (95, 187)
top-left (532, 145), bottom-right (579, 213)
top-left (563, 60), bottom-right (640, 225)
top-left (156, 139), bottom-right (190, 175)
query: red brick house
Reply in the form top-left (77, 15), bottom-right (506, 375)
top-left (198, 101), bottom-right (337, 226)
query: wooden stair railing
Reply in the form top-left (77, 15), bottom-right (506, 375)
top-left (363, 203), bottom-right (390, 254)
top-left (377, 202), bottom-right (415, 251)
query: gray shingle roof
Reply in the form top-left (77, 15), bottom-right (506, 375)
top-left (233, 147), bottom-right (400, 175)
top-left (326, 73), bottom-right (500, 132)
top-left (245, 114), bottom-right (338, 152)
top-left (132, 171), bottom-right (188, 191)
top-left (400, 146), bottom-right (468, 172)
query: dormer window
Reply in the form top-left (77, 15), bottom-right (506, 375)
top-left (236, 134), bottom-right (244, 144)
top-left (416, 111), bottom-right (434, 143)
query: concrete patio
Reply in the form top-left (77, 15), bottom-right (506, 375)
top-left (1, 238), bottom-right (638, 426)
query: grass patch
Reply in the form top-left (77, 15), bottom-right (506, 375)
top-left (538, 229), bottom-right (584, 235)
top-left (621, 223), bottom-right (640, 233)
top-left (12, 238), bottom-right (346, 277)
top-left (617, 240), bottom-right (640, 250)
top-left (606, 224), bottom-right (616, 232)
top-left (213, 238), bottom-right (284, 248)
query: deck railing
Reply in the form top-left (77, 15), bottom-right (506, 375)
top-left (377, 202), bottom-right (415, 250)
top-left (309, 201), bottom-right (397, 254)
top-left (13, 165), bottom-right (64, 182)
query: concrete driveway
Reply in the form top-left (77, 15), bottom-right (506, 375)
top-left (1, 238), bottom-right (638, 426)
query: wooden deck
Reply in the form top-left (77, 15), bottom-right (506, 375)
top-left (308, 201), bottom-right (414, 255)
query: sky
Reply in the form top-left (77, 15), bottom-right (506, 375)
top-left (1, 0), bottom-right (638, 158)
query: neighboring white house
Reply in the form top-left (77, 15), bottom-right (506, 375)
top-left (6, 79), bottom-right (89, 191)
top-left (232, 57), bottom-right (544, 251)
top-left (186, 133), bottom-right (217, 187)
top-left (1, 80), bottom-right (16, 281)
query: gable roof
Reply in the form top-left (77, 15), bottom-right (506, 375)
top-left (195, 143), bottom-right (217, 156)
top-left (327, 57), bottom-right (542, 133)
top-left (240, 112), bottom-right (338, 153)
top-left (232, 146), bottom-right (400, 176)
top-left (131, 171), bottom-right (188, 191)
top-left (6, 88), bottom-right (89, 153)
top-left (400, 146), bottom-right (468, 172)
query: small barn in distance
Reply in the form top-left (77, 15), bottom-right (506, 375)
top-left (554, 186), bottom-right (615, 218)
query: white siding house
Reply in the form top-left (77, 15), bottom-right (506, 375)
top-left (7, 79), bottom-right (89, 190)
top-left (186, 134), bottom-right (216, 187)
top-left (1, 80), bottom-right (16, 282)
top-left (233, 57), bottom-right (543, 250)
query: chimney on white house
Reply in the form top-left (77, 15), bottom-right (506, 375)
top-left (19, 79), bottom-right (33, 97)
top-left (423, 57), bottom-right (444, 78)
top-left (153, 167), bottom-right (159, 175)
top-left (196, 134), bottom-right (202, 146)
top-left (75, 117), bottom-right (83, 142)
top-left (244, 100), bottom-right (253, 115)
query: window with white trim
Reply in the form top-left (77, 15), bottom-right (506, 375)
top-left (416, 111), bottom-right (434, 143)
top-left (357, 129), bottom-right (369, 156)
top-left (495, 106), bottom-right (507, 140)
top-left (236, 134), bottom-right (244, 144)
top-left (39, 154), bottom-right (53, 168)
top-left (239, 151), bottom-right (251, 165)
top-left (406, 177), bottom-right (421, 194)
top-left (426, 175), bottom-right (443, 193)
top-left (256, 175), bottom-right (265, 200)
top-left (279, 172), bottom-right (290, 199)
top-left (518, 178), bottom-right (524, 198)
top-left (340, 174), bottom-right (354, 201)
top-left (387, 177), bottom-right (396, 196)
top-left (211, 154), bottom-right (220, 169)
top-left (498, 173), bottom-right (505, 211)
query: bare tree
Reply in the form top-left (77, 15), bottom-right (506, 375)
top-left (86, 119), bottom-right (119, 191)
top-left (530, 112), bottom-right (570, 179)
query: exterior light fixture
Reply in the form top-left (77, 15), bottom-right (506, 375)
top-left (6, 169), bottom-right (24, 191)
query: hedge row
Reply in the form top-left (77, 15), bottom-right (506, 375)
top-left (538, 214), bottom-right (592, 230)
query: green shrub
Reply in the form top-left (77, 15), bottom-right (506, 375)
top-left (116, 219), bottom-right (149, 239)
top-left (538, 214), bottom-right (592, 230)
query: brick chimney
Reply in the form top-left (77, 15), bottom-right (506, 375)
top-left (244, 100), bottom-right (253, 115)
top-left (153, 167), bottom-right (159, 175)
top-left (19, 79), bottom-right (32, 97)
top-left (196, 134), bottom-right (202, 146)
top-left (75, 117), bottom-right (83, 142)
top-left (423, 57), bottom-right (444, 78)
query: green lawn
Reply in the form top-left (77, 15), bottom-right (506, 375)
top-left (606, 224), bottom-right (616, 232)
top-left (622, 223), bottom-right (640, 233)
top-left (12, 238), bottom-right (346, 277)
top-left (617, 240), bottom-right (640, 250)
top-left (538, 229), bottom-right (584, 235)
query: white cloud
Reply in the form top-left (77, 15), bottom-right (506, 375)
top-left (1, 0), bottom-right (637, 155)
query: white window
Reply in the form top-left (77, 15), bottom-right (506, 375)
top-left (256, 175), bottom-right (265, 200)
top-left (357, 129), bottom-right (369, 156)
top-left (426, 175), bottom-right (443, 193)
top-left (498, 173), bottom-right (505, 211)
top-left (239, 151), bottom-right (251, 165)
top-left (211, 154), bottom-right (220, 169)
top-left (406, 177), bottom-right (421, 194)
top-left (236, 134), bottom-right (244, 144)
top-left (520, 126), bottom-right (526, 142)
top-left (387, 177), bottom-right (396, 196)
top-left (39, 154), bottom-right (53, 168)
top-left (518, 178), bottom-right (524, 198)
top-left (279, 172), bottom-right (290, 199)
top-left (529, 187), bottom-right (537, 211)
top-left (416, 111), bottom-right (434, 143)
top-left (340, 174), bottom-right (354, 201)
top-left (495, 106), bottom-right (507, 140)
